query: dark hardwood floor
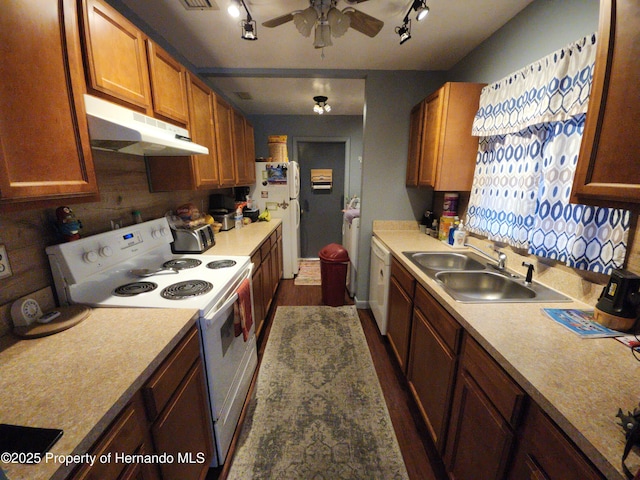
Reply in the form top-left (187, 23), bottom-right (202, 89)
top-left (212, 279), bottom-right (447, 480)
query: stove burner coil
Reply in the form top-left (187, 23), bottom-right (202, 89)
top-left (162, 258), bottom-right (202, 270)
top-left (114, 281), bottom-right (158, 296)
top-left (206, 259), bottom-right (237, 269)
top-left (161, 280), bottom-right (213, 300)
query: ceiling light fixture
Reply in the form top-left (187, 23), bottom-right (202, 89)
top-left (313, 96), bottom-right (331, 114)
top-left (396, 0), bottom-right (429, 45)
top-left (227, 0), bottom-right (240, 18)
top-left (229, 0), bottom-right (258, 41)
top-left (395, 20), bottom-right (411, 45)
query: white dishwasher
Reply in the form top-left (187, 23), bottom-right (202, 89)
top-left (369, 236), bottom-right (391, 335)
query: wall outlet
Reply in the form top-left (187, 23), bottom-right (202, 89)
top-left (0, 245), bottom-right (13, 279)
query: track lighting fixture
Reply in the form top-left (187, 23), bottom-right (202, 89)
top-left (227, 0), bottom-right (241, 18)
top-left (229, 0), bottom-right (258, 41)
top-left (313, 96), bottom-right (331, 114)
top-left (396, 0), bottom-right (429, 45)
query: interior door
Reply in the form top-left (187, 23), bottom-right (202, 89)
top-left (297, 141), bottom-right (346, 258)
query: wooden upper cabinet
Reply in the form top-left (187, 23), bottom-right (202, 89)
top-left (146, 74), bottom-right (219, 192)
top-left (407, 82), bottom-right (485, 191)
top-left (214, 95), bottom-right (237, 187)
top-left (80, 0), bottom-right (152, 111)
top-left (0, 0), bottom-right (98, 207)
top-left (571, 0), bottom-right (640, 207)
top-left (406, 101), bottom-right (425, 186)
top-left (146, 41), bottom-right (189, 125)
top-left (188, 74), bottom-right (220, 188)
top-left (233, 109), bottom-right (256, 186)
top-left (244, 120), bottom-right (257, 185)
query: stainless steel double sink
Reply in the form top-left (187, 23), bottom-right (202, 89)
top-left (403, 251), bottom-right (570, 303)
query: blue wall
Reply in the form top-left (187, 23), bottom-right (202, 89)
top-left (248, 115), bottom-right (364, 199)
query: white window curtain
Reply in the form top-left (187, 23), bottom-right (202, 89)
top-left (466, 34), bottom-right (630, 274)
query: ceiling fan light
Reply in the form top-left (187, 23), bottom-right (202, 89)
top-left (323, 103), bottom-right (331, 113)
top-left (327, 8), bottom-right (350, 37)
top-left (313, 23), bottom-right (332, 48)
top-left (293, 7), bottom-right (317, 37)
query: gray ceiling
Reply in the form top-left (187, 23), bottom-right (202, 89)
top-left (118, 0), bottom-right (534, 115)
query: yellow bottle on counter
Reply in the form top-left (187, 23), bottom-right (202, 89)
top-left (438, 215), bottom-right (457, 241)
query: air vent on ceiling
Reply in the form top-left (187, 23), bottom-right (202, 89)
top-left (179, 0), bottom-right (218, 10)
top-left (234, 92), bottom-right (253, 100)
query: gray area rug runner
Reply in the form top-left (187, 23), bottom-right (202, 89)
top-left (227, 305), bottom-right (409, 479)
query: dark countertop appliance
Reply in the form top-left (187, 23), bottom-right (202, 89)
top-left (594, 269), bottom-right (640, 332)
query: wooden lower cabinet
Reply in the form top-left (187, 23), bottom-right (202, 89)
top-left (70, 393), bottom-right (159, 480)
top-left (508, 403), bottom-right (604, 480)
top-left (70, 327), bottom-right (213, 480)
top-left (444, 336), bottom-right (525, 480)
top-left (149, 362), bottom-right (212, 480)
top-left (386, 258), bottom-right (415, 372)
top-left (407, 284), bottom-right (461, 452)
top-left (251, 226), bottom-right (283, 337)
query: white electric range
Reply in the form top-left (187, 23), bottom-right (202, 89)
top-left (46, 217), bottom-right (257, 467)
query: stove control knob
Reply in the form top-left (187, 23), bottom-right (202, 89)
top-left (153, 227), bottom-right (168, 238)
top-left (83, 251), bottom-right (98, 263)
top-left (99, 246), bottom-right (113, 257)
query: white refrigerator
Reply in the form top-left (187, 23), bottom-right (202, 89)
top-left (250, 162), bottom-right (301, 279)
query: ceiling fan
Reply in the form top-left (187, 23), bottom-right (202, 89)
top-left (262, 0), bottom-right (384, 49)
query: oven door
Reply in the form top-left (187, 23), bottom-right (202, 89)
top-left (199, 268), bottom-right (257, 465)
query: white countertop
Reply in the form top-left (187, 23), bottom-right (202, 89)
top-left (373, 226), bottom-right (640, 480)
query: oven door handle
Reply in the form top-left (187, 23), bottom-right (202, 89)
top-left (204, 292), bottom-right (238, 330)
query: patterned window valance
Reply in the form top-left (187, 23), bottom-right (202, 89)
top-left (472, 34), bottom-right (597, 136)
top-left (466, 33), bottom-right (630, 274)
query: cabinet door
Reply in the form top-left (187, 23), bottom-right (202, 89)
top-left (232, 109), bottom-right (251, 185)
top-left (406, 101), bottom-right (425, 186)
top-left (214, 95), bottom-right (237, 187)
top-left (81, 0), bottom-right (151, 110)
top-left (0, 0), bottom-right (98, 205)
top-left (444, 369), bottom-right (515, 480)
top-left (151, 361), bottom-right (213, 480)
top-left (146, 41), bottom-right (189, 125)
top-left (387, 275), bottom-right (413, 372)
top-left (71, 393), bottom-right (158, 480)
top-left (418, 90), bottom-right (443, 187)
top-left (252, 258), bottom-right (266, 336)
top-left (508, 403), bottom-right (604, 480)
top-left (188, 73), bottom-right (220, 188)
top-left (244, 120), bottom-right (257, 184)
top-left (571, 0), bottom-right (640, 206)
top-left (408, 290), bottom-right (460, 452)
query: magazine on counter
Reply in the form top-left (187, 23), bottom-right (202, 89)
top-left (542, 308), bottom-right (626, 338)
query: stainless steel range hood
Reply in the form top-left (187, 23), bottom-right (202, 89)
top-left (83, 94), bottom-right (208, 156)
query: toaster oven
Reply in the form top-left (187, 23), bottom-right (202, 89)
top-left (171, 224), bottom-right (215, 253)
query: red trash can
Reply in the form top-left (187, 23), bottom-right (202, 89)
top-left (319, 243), bottom-right (350, 307)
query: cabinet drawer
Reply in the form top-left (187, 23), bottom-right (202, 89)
top-left (142, 327), bottom-right (200, 420)
top-left (462, 336), bottom-right (525, 427)
top-left (391, 257), bottom-right (415, 296)
top-left (414, 284), bottom-right (461, 353)
top-left (260, 237), bottom-right (272, 259)
top-left (270, 230), bottom-right (278, 247)
top-left (276, 224), bottom-right (282, 239)
top-left (251, 250), bottom-right (262, 269)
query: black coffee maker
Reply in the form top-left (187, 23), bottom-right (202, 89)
top-left (594, 269), bottom-right (640, 331)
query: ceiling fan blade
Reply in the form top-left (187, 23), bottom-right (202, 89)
top-left (262, 13), bottom-right (294, 28)
top-left (344, 9), bottom-right (383, 37)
